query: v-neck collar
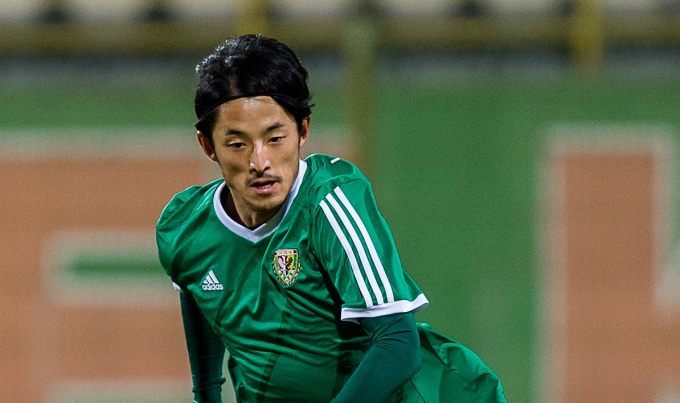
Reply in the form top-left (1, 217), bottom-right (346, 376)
top-left (213, 159), bottom-right (307, 243)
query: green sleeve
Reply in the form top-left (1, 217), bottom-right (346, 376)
top-left (331, 312), bottom-right (421, 403)
top-left (179, 292), bottom-right (226, 403)
top-left (313, 178), bottom-right (427, 319)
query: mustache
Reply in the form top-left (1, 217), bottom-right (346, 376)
top-left (247, 174), bottom-right (281, 186)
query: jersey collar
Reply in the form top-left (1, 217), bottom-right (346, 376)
top-left (212, 159), bottom-right (307, 243)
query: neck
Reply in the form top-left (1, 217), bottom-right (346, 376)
top-left (221, 188), bottom-right (276, 229)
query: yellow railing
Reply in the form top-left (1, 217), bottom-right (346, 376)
top-left (2, 2), bottom-right (680, 72)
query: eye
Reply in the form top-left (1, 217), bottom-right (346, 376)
top-left (227, 141), bottom-right (246, 149)
top-left (269, 135), bottom-right (285, 144)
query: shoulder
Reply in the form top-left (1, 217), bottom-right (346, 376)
top-left (155, 179), bottom-right (222, 276)
top-left (303, 154), bottom-right (372, 205)
top-left (304, 153), bottom-right (361, 177)
top-left (156, 179), bottom-right (222, 233)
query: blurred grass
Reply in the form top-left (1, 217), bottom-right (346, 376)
top-left (5, 73), bottom-right (680, 402)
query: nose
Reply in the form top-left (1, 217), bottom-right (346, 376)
top-left (249, 143), bottom-right (270, 175)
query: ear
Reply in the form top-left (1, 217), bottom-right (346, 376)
top-left (196, 131), bottom-right (218, 162)
top-left (298, 116), bottom-right (310, 148)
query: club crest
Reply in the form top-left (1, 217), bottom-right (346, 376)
top-left (272, 248), bottom-right (301, 287)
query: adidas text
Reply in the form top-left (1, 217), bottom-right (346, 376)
top-left (202, 269), bottom-right (223, 291)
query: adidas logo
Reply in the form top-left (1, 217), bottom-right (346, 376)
top-left (202, 269), bottom-right (224, 291)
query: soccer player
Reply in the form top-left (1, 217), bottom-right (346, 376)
top-left (156, 34), bottom-right (506, 402)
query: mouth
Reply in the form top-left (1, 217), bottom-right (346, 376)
top-left (248, 177), bottom-right (280, 195)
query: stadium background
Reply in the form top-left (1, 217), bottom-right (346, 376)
top-left (2, 1), bottom-right (680, 402)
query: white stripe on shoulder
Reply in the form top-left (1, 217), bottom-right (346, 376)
top-left (330, 157), bottom-right (341, 164)
top-left (325, 192), bottom-right (385, 305)
top-left (333, 187), bottom-right (395, 302)
top-left (319, 199), bottom-right (374, 308)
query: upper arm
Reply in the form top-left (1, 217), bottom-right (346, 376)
top-left (312, 178), bottom-right (428, 322)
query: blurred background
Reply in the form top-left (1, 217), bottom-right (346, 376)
top-left (2, 0), bottom-right (680, 402)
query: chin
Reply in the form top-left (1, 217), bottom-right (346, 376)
top-left (251, 196), bottom-right (285, 214)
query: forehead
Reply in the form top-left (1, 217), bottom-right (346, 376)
top-left (214, 96), bottom-right (293, 132)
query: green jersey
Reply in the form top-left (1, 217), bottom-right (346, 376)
top-left (156, 154), bottom-right (428, 401)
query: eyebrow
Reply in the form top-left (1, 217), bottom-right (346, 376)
top-left (224, 122), bottom-right (286, 137)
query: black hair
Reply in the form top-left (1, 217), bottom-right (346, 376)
top-left (194, 34), bottom-right (313, 138)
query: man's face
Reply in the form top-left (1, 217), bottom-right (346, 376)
top-left (198, 96), bottom-right (308, 227)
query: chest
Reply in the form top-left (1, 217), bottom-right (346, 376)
top-left (177, 221), bottom-right (337, 345)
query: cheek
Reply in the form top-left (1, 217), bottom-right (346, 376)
top-left (216, 154), bottom-right (247, 177)
top-left (281, 150), bottom-right (300, 174)
top-left (283, 143), bottom-right (300, 162)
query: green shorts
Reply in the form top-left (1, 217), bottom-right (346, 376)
top-left (394, 323), bottom-right (507, 403)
